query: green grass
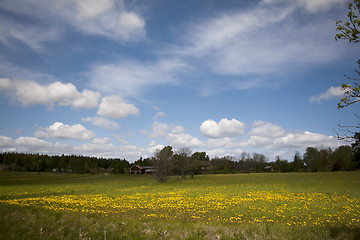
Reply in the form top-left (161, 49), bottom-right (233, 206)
top-left (1, 171), bottom-right (360, 239)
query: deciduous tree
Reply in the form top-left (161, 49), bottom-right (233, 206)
top-left (173, 147), bottom-right (192, 180)
top-left (335, 0), bottom-right (360, 142)
top-left (153, 146), bottom-right (173, 183)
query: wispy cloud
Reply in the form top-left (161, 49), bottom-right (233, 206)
top-left (261, 0), bottom-right (344, 13)
top-left (89, 59), bottom-right (189, 96)
top-left (162, 1), bottom-right (346, 94)
top-left (0, 15), bottom-right (63, 52)
top-left (0, 0), bottom-right (146, 51)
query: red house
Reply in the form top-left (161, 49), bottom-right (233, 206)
top-left (129, 165), bottom-right (156, 175)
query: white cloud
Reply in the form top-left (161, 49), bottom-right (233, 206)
top-left (0, 135), bottom-right (15, 152)
top-left (262, 0), bottom-right (344, 13)
top-left (74, 137), bottom-right (144, 160)
top-left (0, 134), bottom-right (144, 161)
top-left (151, 122), bottom-right (171, 138)
top-left (200, 118), bottom-right (245, 138)
top-left (154, 111), bottom-right (165, 119)
top-left (172, 126), bottom-right (185, 134)
top-left (166, 133), bottom-right (204, 148)
top-left (140, 112), bottom-right (172, 138)
top-left (35, 122), bottom-right (95, 140)
top-left (0, 135), bottom-right (69, 154)
top-left (58, 0), bottom-right (146, 42)
top-left (73, 89), bottom-right (101, 109)
top-left (141, 121), bottom-right (171, 139)
top-left (0, 14), bottom-right (64, 52)
top-left (89, 59), bottom-right (188, 96)
top-left (97, 95), bottom-right (139, 119)
top-left (245, 121), bottom-right (341, 150)
top-left (250, 121), bottom-right (286, 138)
top-left (116, 11), bottom-right (146, 40)
top-left (73, 0), bottom-right (114, 20)
top-left (183, 6), bottom-right (293, 58)
top-left (2, 79), bottom-right (100, 109)
top-left (73, 137), bottom-right (116, 156)
top-left (272, 131), bottom-right (340, 149)
top-left (0, 0), bottom-right (146, 49)
top-left (13, 136), bottom-right (71, 155)
top-left (201, 120), bottom-right (343, 159)
top-left (147, 141), bottom-right (165, 155)
top-left (142, 114), bottom-right (204, 148)
top-left (168, 1), bottom-right (344, 93)
top-left (118, 144), bottom-right (145, 162)
top-left (309, 86), bottom-right (345, 103)
top-left (0, 78), bottom-right (11, 91)
top-left (82, 116), bottom-right (120, 130)
top-left (206, 137), bottom-right (241, 149)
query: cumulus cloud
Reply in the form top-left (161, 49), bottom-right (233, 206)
top-left (118, 144), bottom-right (145, 162)
top-left (73, 137), bottom-right (116, 156)
top-left (140, 121), bottom-right (171, 139)
top-left (166, 132), bottom-right (205, 148)
top-left (0, 134), bottom-right (143, 161)
top-left (245, 121), bottom-right (341, 150)
top-left (271, 131), bottom-right (340, 149)
top-left (0, 135), bottom-right (71, 155)
top-left (82, 116), bottom-right (120, 130)
top-left (97, 95), bottom-right (139, 119)
top-left (140, 112), bottom-right (172, 138)
top-left (0, 135), bottom-right (15, 152)
top-left (250, 121), bottom-right (286, 138)
top-left (35, 122), bottom-right (95, 140)
top-left (171, 126), bottom-right (185, 134)
top-left (201, 119), bottom-right (342, 159)
top-left (72, 89), bottom-right (101, 109)
top-left (2, 79), bottom-right (100, 109)
top-left (151, 122), bottom-right (171, 138)
top-left (200, 118), bottom-right (245, 138)
top-left (206, 137), bottom-right (241, 149)
top-left (309, 86), bottom-right (345, 103)
top-left (147, 141), bottom-right (165, 155)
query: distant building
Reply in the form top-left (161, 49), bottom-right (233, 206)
top-left (130, 165), bottom-right (157, 175)
top-left (264, 166), bottom-right (274, 172)
top-left (201, 161), bottom-right (212, 172)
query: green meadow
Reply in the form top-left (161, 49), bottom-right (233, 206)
top-left (1, 172), bottom-right (360, 239)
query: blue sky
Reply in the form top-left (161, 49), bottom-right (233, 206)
top-left (0, 0), bottom-right (358, 162)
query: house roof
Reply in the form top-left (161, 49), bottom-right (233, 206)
top-left (130, 165), bottom-right (143, 169)
top-left (130, 165), bottom-right (156, 170)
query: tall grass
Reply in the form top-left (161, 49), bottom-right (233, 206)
top-left (1, 172), bottom-right (359, 239)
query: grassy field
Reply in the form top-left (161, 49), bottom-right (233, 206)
top-left (0, 172), bottom-right (360, 239)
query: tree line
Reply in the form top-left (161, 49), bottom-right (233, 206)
top-left (0, 152), bottom-right (130, 174)
top-left (143, 143), bottom-right (360, 183)
top-left (0, 143), bottom-right (359, 179)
